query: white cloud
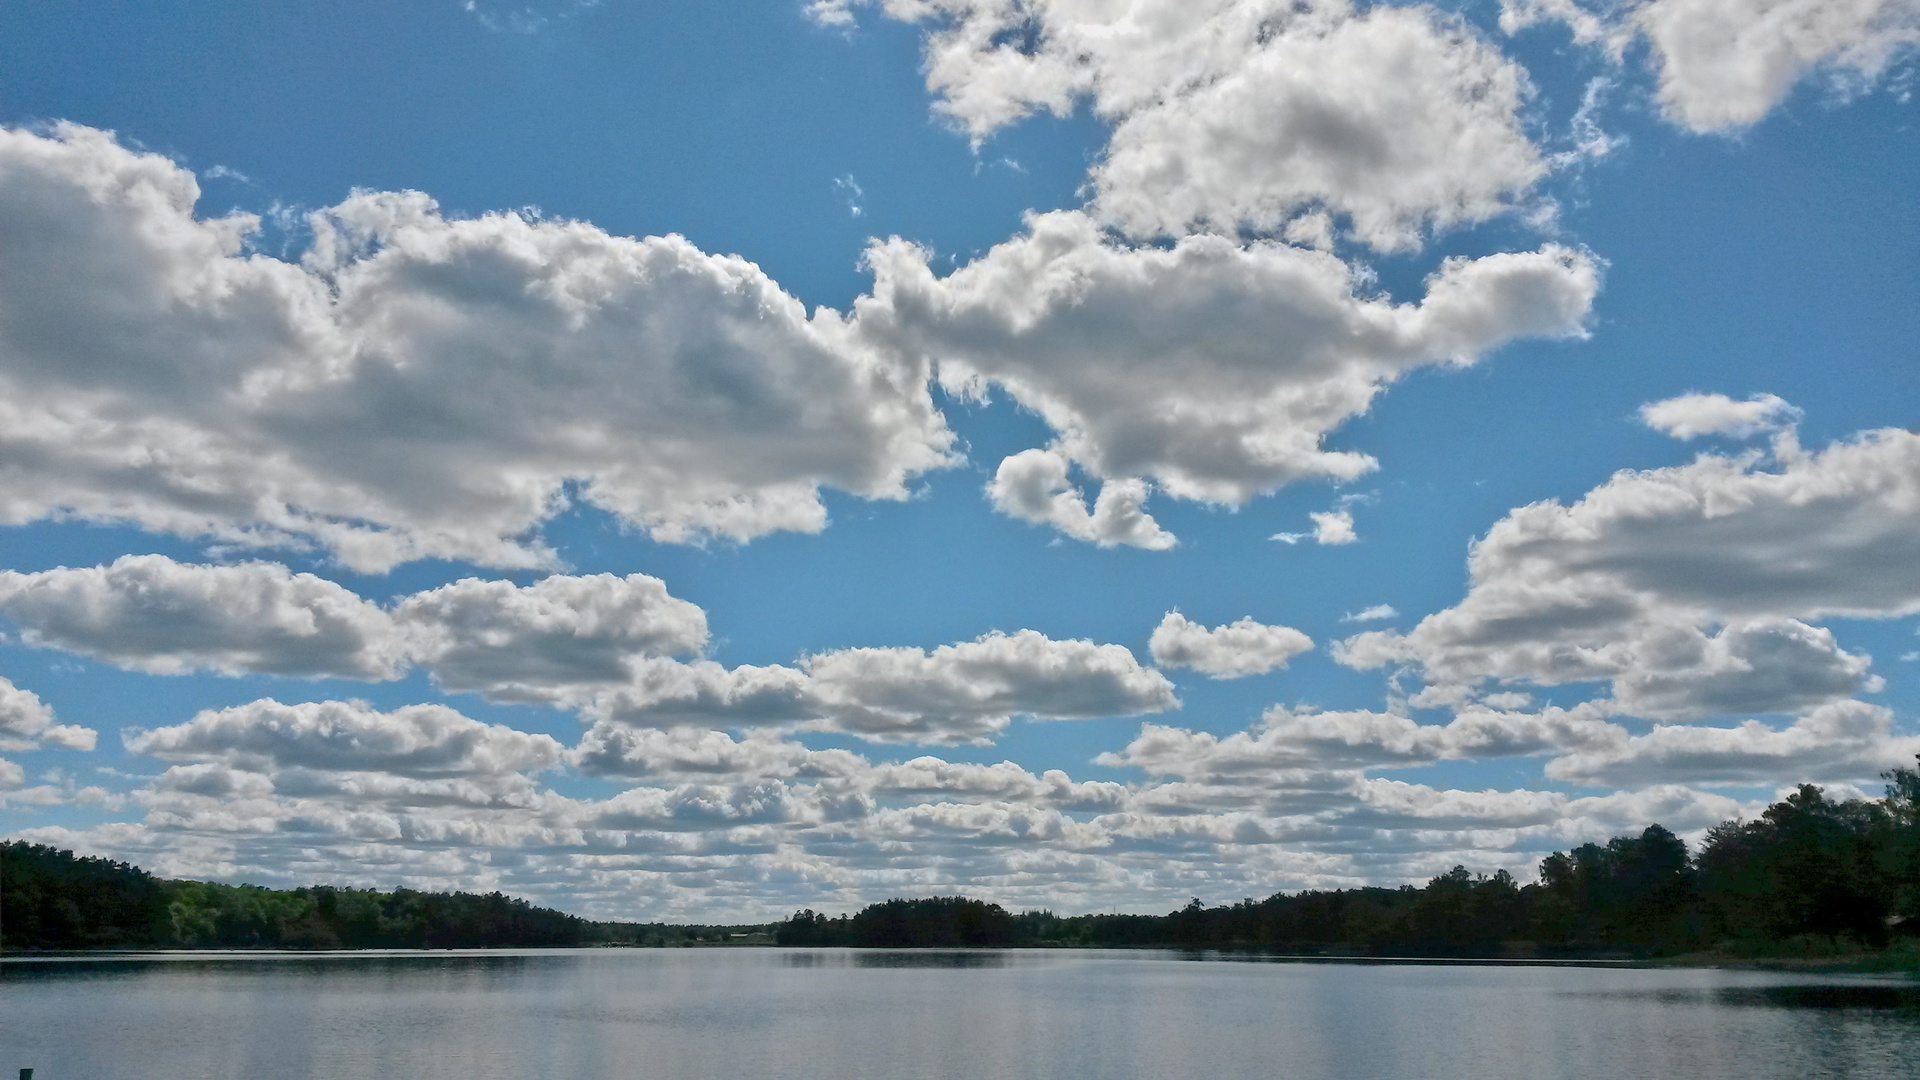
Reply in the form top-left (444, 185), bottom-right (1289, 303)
top-left (568, 725), bottom-right (1127, 811)
top-left (0, 555), bottom-right (405, 679)
top-left (583, 630), bottom-right (1178, 745)
top-left (1101, 702), bottom-right (1621, 778)
top-left (986, 447), bottom-right (1175, 550)
top-left (1274, 507), bottom-right (1361, 545)
top-left (820, 0), bottom-right (1548, 252)
top-left (125, 698), bottom-right (564, 779)
top-left (802, 1), bottom-right (1594, 549)
top-left (1546, 700), bottom-right (1920, 787)
top-left (570, 724), bottom-right (865, 780)
top-left (1148, 612), bottom-right (1312, 679)
top-left (0, 675), bottom-right (96, 752)
top-left (1089, 4), bottom-right (1547, 252)
top-left (0, 124), bottom-right (955, 572)
top-left (31, 697), bottom-right (1780, 919)
top-left (0, 757), bottom-right (22, 789)
top-left (395, 573), bottom-right (709, 702)
top-left (0, 556), bottom-right (714, 705)
top-left (1310, 509), bottom-right (1358, 545)
top-left (1340, 424), bottom-right (1920, 719)
top-left (1607, 617), bottom-right (1879, 721)
top-left (1343, 604), bottom-right (1399, 623)
top-left (859, 211), bottom-right (1600, 525)
top-left (1502, 0), bottom-right (1920, 131)
top-left (1640, 391), bottom-right (1801, 439)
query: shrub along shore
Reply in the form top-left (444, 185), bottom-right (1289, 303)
top-left (8, 760), bottom-right (1920, 961)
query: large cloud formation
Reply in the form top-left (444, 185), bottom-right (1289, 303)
top-left (582, 629), bottom-right (1180, 744)
top-left (0, 557), bottom-right (1176, 746)
top-left (816, 0), bottom-right (1549, 250)
top-left (11, 697), bottom-right (1746, 920)
top-left (1340, 409), bottom-right (1919, 719)
top-left (0, 556), bottom-right (708, 702)
top-left (858, 213), bottom-right (1599, 539)
top-left (0, 555), bottom-right (405, 679)
top-left (0, 123), bottom-right (955, 571)
top-left (808, 0), bottom-right (1600, 547)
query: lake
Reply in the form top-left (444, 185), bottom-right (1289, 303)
top-left (3, 949), bottom-right (1917, 1079)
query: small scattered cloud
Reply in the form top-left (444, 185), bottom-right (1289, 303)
top-left (1277, 509), bottom-right (1359, 545)
top-left (1343, 604), bottom-right (1399, 623)
top-left (1148, 612), bottom-right (1313, 679)
top-left (1640, 392), bottom-right (1801, 440)
top-left (834, 174), bottom-right (864, 217)
top-left (987, 448), bottom-right (1176, 550)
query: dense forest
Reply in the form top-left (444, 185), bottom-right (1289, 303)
top-left (778, 766), bottom-right (1920, 958)
top-left (10, 763), bottom-right (1920, 957)
top-left (0, 843), bottom-right (768, 950)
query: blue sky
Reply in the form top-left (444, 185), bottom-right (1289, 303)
top-left (0, 0), bottom-right (1916, 919)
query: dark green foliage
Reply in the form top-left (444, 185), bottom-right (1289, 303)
top-left (0, 841), bottom-right (686, 950)
top-left (1367, 868), bottom-right (1529, 955)
top-left (1695, 784), bottom-right (1889, 946)
top-left (775, 898), bottom-right (1014, 946)
top-left (1874, 760), bottom-right (1920, 924)
top-left (0, 842), bottom-right (168, 948)
top-left (1535, 825), bottom-right (1697, 951)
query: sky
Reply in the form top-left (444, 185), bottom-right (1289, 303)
top-left (0, 0), bottom-right (1916, 921)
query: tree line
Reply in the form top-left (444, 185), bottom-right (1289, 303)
top-left (9, 761), bottom-right (1920, 955)
top-left (777, 765), bottom-right (1920, 957)
top-left (0, 843), bottom-right (768, 950)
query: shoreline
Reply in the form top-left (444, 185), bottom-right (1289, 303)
top-left (6, 943), bottom-right (1918, 975)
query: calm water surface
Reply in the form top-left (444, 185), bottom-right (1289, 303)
top-left (4, 949), bottom-right (1917, 1079)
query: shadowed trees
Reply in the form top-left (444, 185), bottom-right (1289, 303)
top-left (774, 898), bottom-right (1014, 946)
top-left (1695, 785), bottom-right (1890, 946)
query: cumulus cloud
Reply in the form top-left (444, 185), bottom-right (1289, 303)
top-left (1272, 509), bottom-right (1359, 546)
top-left (0, 555), bottom-right (404, 679)
top-left (1101, 703), bottom-right (1621, 779)
top-left (1148, 612), bottom-right (1313, 678)
top-left (571, 724), bottom-right (863, 780)
top-left (0, 675), bottom-right (96, 752)
top-left (1546, 700), bottom-right (1920, 787)
top-left (1640, 391), bottom-right (1801, 439)
top-left (585, 629), bottom-right (1178, 745)
top-left (819, 0), bottom-right (1547, 252)
top-left (1088, 4), bottom-right (1547, 251)
top-left (1340, 421), bottom-right (1920, 719)
top-left (1502, 0), bottom-right (1920, 131)
top-left (35, 688), bottom-right (1777, 919)
top-left (0, 556), bottom-right (714, 704)
top-left (0, 124), bottom-right (954, 571)
top-left (800, 1), bottom-right (1595, 548)
top-left (394, 573), bottom-right (709, 702)
top-left (126, 698), bottom-right (564, 779)
top-left (859, 212), bottom-right (1599, 526)
top-left (986, 448), bottom-right (1175, 550)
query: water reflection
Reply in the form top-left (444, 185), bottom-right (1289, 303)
top-left (0, 950), bottom-right (556, 984)
top-left (4, 950), bottom-right (1917, 1080)
top-left (780, 948), bottom-right (1010, 968)
top-left (1566, 980), bottom-right (1920, 1011)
